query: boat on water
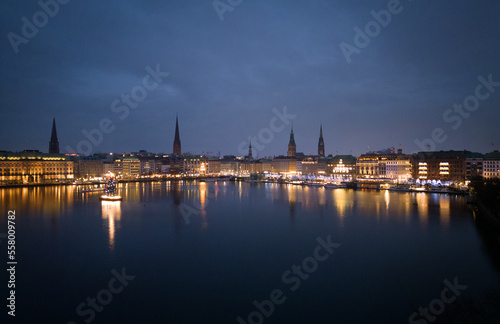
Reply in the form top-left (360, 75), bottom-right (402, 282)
top-left (324, 183), bottom-right (346, 189)
top-left (100, 174), bottom-right (122, 201)
top-left (389, 187), bottom-right (411, 192)
top-left (306, 182), bottom-right (324, 187)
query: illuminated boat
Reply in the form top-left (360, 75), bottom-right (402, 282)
top-left (100, 173), bottom-right (122, 201)
top-left (100, 194), bottom-right (122, 201)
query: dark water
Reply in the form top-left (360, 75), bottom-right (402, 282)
top-left (1, 181), bottom-right (499, 323)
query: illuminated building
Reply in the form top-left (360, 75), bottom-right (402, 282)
top-left (73, 156), bottom-right (103, 179)
top-left (318, 125), bottom-right (325, 157)
top-left (287, 126), bottom-right (296, 158)
top-left (207, 158), bottom-right (221, 175)
top-left (483, 150), bottom-right (500, 179)
top-left (254, 159), bottom-right (272, 173)
top-left (220, 156), bottom-right (239, 174)
top-left (385, 149), bottom-right (411, 182)
top-left (328, 155), bottom-right (356, 180)
top-left (271, 156), bottom-right (297, 175)
top-left (182, 156), bottom-right (209, 175)
top-left (356, 153), bottom-right (380, 178)
top-left (49, 117), bottom-right (59, 154)
top-left (173, 115), bottom-right (181, 155)
top-left (411, 151), bottom-right (469, 182)
top-left (0, 150), bottom-right (73, 185)
top-left (297, 156), bottom-right (327, 176)
top-left (139, 156), bottom-right (161, 175)
top-left (122, 157), bottom-right (140, 178)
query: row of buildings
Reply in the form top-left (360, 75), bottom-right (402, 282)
top-left (0, 118), bottom-right (499, 185)
top-left (1, 147), bottom-right (499, 185)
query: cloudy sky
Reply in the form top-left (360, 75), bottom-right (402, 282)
top-left (1, 0), bottom-right (499, 157)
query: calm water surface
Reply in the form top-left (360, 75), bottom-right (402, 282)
top-left (1, 181), bottom-right (499, 323)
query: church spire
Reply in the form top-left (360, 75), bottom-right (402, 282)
top-left (248, 140), bottom-right (253, 159)
top-left (318, 124), bottom-right (325, 157)
top-left (49, 117), bottom-right (59, 154)
top-left (287, 124), bottom-right (296, 158)
top-left (173, 114), bottom-right (181, 155)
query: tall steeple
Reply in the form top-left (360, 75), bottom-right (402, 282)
top-left (248, 140), bottom-right (253, 159)
top-left (49, 117), bottom-right (59, 154)
top-left (287, 125), bottom-right (296, 158)
top-left (173, 115), bottom-right (181, 155)
top-left (318, 124), bottom-right (325, 157)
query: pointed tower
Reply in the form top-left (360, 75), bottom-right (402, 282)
top-left (287, 125), bottom-right (296, 158)
top-left (248, 140), bottom-right (253, 159)
top-left (318, 124), bottom-right (325, 157)
top-left (173, 115), bottom-right (181, 155)
top-left (49, 117), bottom-right (59, 154)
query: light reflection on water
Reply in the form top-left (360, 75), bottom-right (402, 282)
top-left (101, 201), bottom-right (121, 250)
top-left (1, 181), bottom-right (497, 324)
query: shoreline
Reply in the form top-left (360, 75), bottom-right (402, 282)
top-left (0, 178), bottom-right (469, 196)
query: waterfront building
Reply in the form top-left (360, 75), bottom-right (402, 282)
top-left (483, 150), bottom-right (500, 179)
top-left (112, 159), bottom-right (124, 176)
top-left (73, 156), bottom-right (103, 179)
top-left (139, 156), bottom-right (162, 175)
top-left (356, 153), bottom-right (380, 178)
top-left (103, 161), bottom-right (114, 175)
top-left (254, 159), bottom-right (272, 173)
top-left (412, 150), bottom-right (469, 183)
top-left (49, 117), bottom-right (59, 154)
top-left (298, 156), bottom-right (317, 175)
top-left (220, 156), bottom-right (239, 174)
top-left (385, 149), bottom-right (412, 182)
top-left (0, 150), bottom-right (73, 185)
top-left (122, 157), bottom-right (140, 178)
top-left (297, 156), bottom-right (327, 176)
top-left (465, 152), bottom-right (484, 179)
top-left (173, 115), bottom-right (181, 155)
top-left (271, 156), bottom-right (297, 175)
top-left (207, 158), bottom-right (221, 175)
top-left (328, 155), bottom-right (356, 181)
top-left (183, 156), bottom-right (204, 175)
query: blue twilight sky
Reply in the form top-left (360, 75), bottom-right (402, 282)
top-left (0, 0), bottom-right (499, 157)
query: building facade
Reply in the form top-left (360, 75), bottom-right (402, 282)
top-left (412, 151), bottom-right (468, 182)
top-left (0, 151), bottom-right (73, 185)
top-left (328, 155), bottom-right (356, 181)
top-left (483, 151), bottom-right (500, 179)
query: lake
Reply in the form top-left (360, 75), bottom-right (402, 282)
top-left (1, 181), bottom-right (499, 323)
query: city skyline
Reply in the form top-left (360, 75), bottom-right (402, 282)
top-left (1, 115), bottom-right (499, 158)
top-left (1, 1), bottom-right (499, 156)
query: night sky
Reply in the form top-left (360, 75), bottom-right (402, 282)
top-left (1, 0), bottom-right (499, 157)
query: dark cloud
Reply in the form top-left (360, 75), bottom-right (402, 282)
top-left (1, 0), bottom-right (499, 156)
